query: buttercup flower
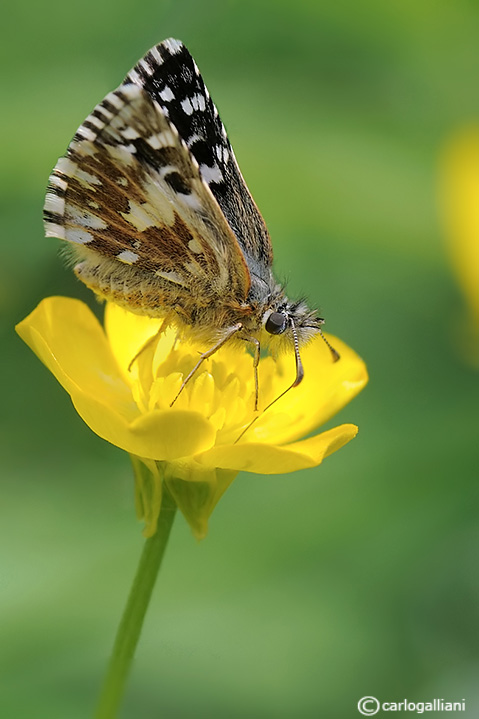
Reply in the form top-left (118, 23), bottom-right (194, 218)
top-left (441, 128), bottom-right (479, 367)
top-left (16, 296), bottom-right (368, 538)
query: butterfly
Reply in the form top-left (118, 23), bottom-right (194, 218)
top-left (43, 38), bottom-right (339, 414)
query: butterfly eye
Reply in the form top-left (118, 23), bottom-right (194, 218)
top-left (265, 311), bottom-right (287, 335)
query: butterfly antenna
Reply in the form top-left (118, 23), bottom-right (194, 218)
top-left (318, 320), bottom-right (340, 362)
top-left (234, 317), bottom-right (304, 443)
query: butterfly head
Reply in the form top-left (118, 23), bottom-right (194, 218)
top-left (263, 299), bottom-right (321, 345)
top-left (262, 300), bottom-right (340, 366)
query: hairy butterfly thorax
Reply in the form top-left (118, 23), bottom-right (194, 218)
top-left (44, 38), bottom-right (339, 420)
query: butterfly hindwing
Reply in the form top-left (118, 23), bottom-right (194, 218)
top-left (44, 84), bottom-right (251, 301)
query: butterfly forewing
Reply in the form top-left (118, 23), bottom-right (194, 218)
top-left (43, 37), bottom-right (333, 418)
top-left (124, 38), bottom-right (273, 272)
top-left (44, 83), bottom-right (251, 303)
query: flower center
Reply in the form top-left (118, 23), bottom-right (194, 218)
top-left (128, 328), bottom-right (263, 442)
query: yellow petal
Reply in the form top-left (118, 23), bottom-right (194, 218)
top-left (442, 128), bottom-right (479, 324)
top-left (16, 296), bottom-right (136, 417)
top-left (128, 410), bottom-right (215, 459)
top-left (441, 129), bottom-right (479, 366)
top-left (104, 301), bottom-right (166, 376)
top-left (71, 393), bottom-right (216, 459)
top-left (16, 297), bottom-right (215, 460)
top-left (196, 423), bottom-right (358, 474)
top-left (223, 335), bottom-right (367, 446)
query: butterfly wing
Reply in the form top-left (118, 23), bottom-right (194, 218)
top-left (124, 38), bottom-right (274, 275)
top-left (44, 83), bottom-right (251, 303)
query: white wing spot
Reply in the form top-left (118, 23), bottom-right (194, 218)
top-left (67, 206), bottom-right (107, 229)
top-left (181, 94), bottom-right (206, 115)
top-left (181, 193), bottom-right (202, 210)
top-left (139, 59), bottom-right (154, 76)
top-left (159, 86), bottom-right (175, 102)
top-left (76, 169), bottom-right (102, 187)
top-left (199, 163), bottom-right (223, 184)
top-left (154, 269), bottom-right (185, 286)
top-left (147, 135), bottom-right (161, 150)
top-left (70, 139), bottom-right (98, 158)
top-left (147, 130), bottom-right (175, 149)
top-left (66, 228), bottom-right (94, 244)
top-left (98, 105), bottom-right (113, 119)
top-left (121, 126), bottom-right (140, 140)
top-left (188, 238), bottom-right (202, 253)
top-left (88, 115), bottom-right (105, 130)
top-left (45, 223), bottom-right (65, 239)
top-left (163, 39), bottom-right (183, 55)
top-left (117, 177), bottom-right (128, 187)
top-left (181, 97), bottom-right (194, 116)
top-left (49, 175), bottom-right (67, 191)
top-left (191, 93), bottom-right (206, 112)
top-left (107, 93), bottom-right (124, 110)
top-left (150, 46), bottom-right (164, 65)
top-left (127, 69), bottom-right (141, 85)
top-left (117, 250), bottom-right (139, 264)
top-left (44, 193), bottom-right (65, 216)
top-left (76, 125), bottom-right (96, 141)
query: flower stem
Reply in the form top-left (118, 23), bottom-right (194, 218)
top-left (95, 486), bottom-right (177, 719)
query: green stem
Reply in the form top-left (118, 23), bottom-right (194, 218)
top-left (95, 486), bottom-right (177, 719)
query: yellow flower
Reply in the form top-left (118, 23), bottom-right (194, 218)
top-left (441, 128), bottom-right (479, 367)
top-left (16, 297), bottom-right (368, 538)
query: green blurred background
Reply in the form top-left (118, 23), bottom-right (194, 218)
top-left (2, 1), bottom-right (478, 717)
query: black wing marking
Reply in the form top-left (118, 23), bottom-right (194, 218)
top-left (123, 38), bottom-right (273, 273)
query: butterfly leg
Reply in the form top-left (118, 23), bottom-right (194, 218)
top-left (235, 318), bottom-right (305, 443)
top-left (170, 323), bottom-right (244, 407)
top-left (239, 335), bottom-right (261, 411)
top-left (128, 315), bottom-right (172, 372)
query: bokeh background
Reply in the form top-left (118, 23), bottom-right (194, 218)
top-left (2, 1), bottom-right (478, 717)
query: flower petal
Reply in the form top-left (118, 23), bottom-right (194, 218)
top-left (441, 129), bottom-right (479, 367)
top-left (104, 302), bottom-right (164, 376)
top-left (71, 393), bottom-right (216, 460)
top-left (16, 296), bottom-right (136, 416)
top-left (16, 297), bottom-right (215, 460)
top-left (442, 129), bottom-right (479, 324)
top-left (196, 423), bottom-right (358, 474)
top-left (128, 410), bottom-right (216, 460)
top-left (221, 335), bottom-right (368, 446)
